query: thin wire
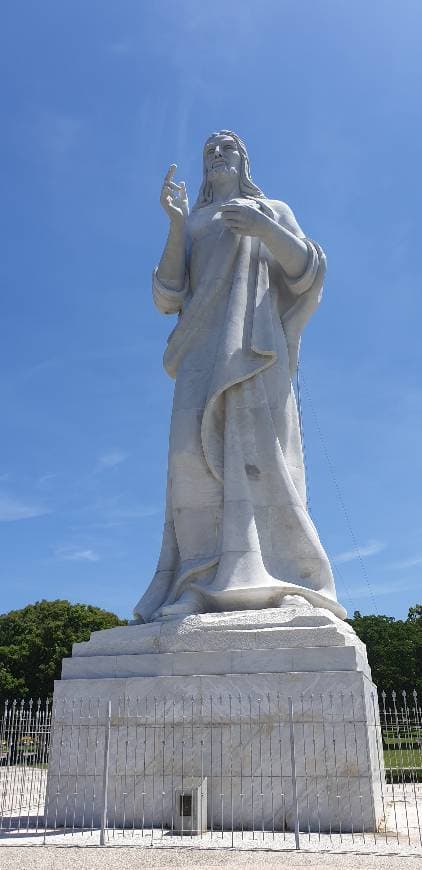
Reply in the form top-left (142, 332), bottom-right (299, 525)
top-left (297, 362), bottom-right (379, 614)
top-left (297, 364), bottom-right (358, 613)
top-left (297, 364), bottom-right (359, 613)
top-left (327, 561), bottom-right (359, 616)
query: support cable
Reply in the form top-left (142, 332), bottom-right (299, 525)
top-left (297, 363), bottom-right (379, 615)
top-left (297, 367), bottom-right (358, 614)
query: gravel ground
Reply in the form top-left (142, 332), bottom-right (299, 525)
top-left (1, 770), bottom-right (420, 868)
top-left (0, 846), bottom-right (420, 870)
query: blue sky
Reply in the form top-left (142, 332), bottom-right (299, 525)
top-left (1, 0), bottom-right (421, 621)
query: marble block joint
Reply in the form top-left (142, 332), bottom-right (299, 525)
top-left (46, 605), bottom-right (385, 833)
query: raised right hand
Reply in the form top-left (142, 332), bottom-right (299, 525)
top-left (160, 164), bottom-right (189, 226)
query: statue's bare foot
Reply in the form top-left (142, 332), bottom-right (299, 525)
top-left (152, 588), bottom-right (204, 621)
top-left (280, 594), bottom-right (310, 608)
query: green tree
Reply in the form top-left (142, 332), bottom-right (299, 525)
top-left (407, 604), bottom-right (422, 623)
top-left (349, 605), bottom-right (422, 695)
top-left (0, 599), bottom-right (126, 704)
top-left (1, 599), bottom-right (420, 703)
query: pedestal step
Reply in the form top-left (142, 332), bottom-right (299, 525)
top-left (48, 606), bottom-right (383, 833)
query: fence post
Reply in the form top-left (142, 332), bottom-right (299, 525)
top-left (100, 700), bottom-right (111, 846)
top-left (288, 696), bottom-right (300, 850)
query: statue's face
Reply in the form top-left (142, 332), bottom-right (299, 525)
top-left (204, 134), bottom-right (241, 183)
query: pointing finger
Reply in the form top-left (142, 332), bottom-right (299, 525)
top-left (164, 164), bottom-right (177, 183)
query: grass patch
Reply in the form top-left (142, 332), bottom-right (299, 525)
top-left (384, 748), bottom-right (422, 769)
top-left (383, 747), bottom-right (422, 781)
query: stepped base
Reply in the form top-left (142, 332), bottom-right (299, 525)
top-left (47, 605), bottom-right (385, 833)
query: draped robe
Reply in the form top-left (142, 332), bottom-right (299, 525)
top-left (134, 198), bottom-right (346, 622)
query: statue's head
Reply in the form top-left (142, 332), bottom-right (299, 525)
top-left (193, 130), bottom-right (264, 210)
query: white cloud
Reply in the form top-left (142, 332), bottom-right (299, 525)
top-left (108, 41), bottom-right (132, 55)
top-left (37, 113), bottom-right (82, 159)
top-left (346, 577), bottom-right (420, 600)
top-left (332, 539), bottom-right (385, 565)
top-left (54, 547), bottom-right (100, 563)
top-left (0, 493), bottom-right (50, 522)
top-left (107, 504), bottom-right (157, 521)
top-left (97, 450), bottom-right (128, 470)
top-left (37, 472), bottom-right (57, 489)
top-left (388, 554), bottom-right (422, 571)
top-left (91, 504), bottom-right (159, 529)
top-left (73, 495), bottom-right (160, 530)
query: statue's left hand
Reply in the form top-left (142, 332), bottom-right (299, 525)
top-left (221, 202), bottom-right (271, 239)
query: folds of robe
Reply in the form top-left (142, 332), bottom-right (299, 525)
top-left (134, 199), bottom-right (346, 623)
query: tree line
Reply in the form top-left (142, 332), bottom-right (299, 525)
top-left (0, 600), bottom-right (126, 704)
top-left (348, 605), bottom-right (421, 695)
top-left (0, 599), bottom-right (420, 704)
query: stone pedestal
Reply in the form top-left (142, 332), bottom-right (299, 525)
top-left (46, 605), bottom-right (385, 834)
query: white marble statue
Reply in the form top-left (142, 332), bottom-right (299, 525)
top-left (134, 130), bottom-right (346, 623)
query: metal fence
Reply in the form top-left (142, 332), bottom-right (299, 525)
top-left (0, 690), bottom-right (420, 852)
